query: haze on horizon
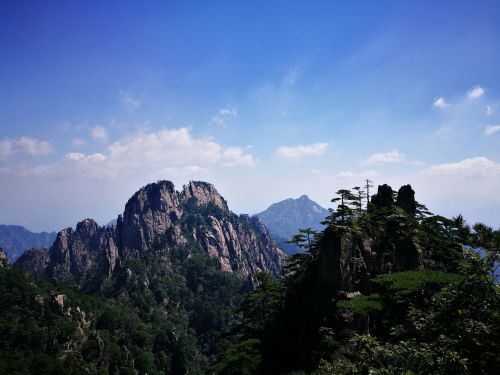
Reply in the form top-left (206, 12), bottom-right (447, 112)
top-left (1, 1), bottom-right (500, 232)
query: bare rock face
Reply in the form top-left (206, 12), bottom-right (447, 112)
top-left (120, 180), bottom-right (182, 255)
top-left (14, 247), bottom-right (50, 276)
top-left (16, 180), bottom-right (285, 288)
top-left (316, 227), bottom-right (374, 293)
top-left (181, 181), bottom-right (229, 212)
top-left (316, 224), bottom-right (421, 295)
top-left (199, 214), bottom-right (284, 277)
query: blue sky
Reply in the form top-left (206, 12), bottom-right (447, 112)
top-left (1, 1), bottom-right (500, 231)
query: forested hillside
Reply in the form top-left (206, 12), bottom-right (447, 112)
top-left (214, 184), bottom-right (500, 374)
top-left (1, 182), bottom-right (499, 374)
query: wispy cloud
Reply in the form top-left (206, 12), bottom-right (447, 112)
top-left (276, 142), bottom-right (328, 161)
top-left (212, 107), bottom-right (237, 125)
top-left (12, 127), bottom-right (255, 181)
top-left (433, 97), bottom-right (449, 108)
top-left (91, 125), bottom-right (108, 142)
top-left (486, 105), bottom-right (495, 116)
top-left (119, 90), bottom-right (141, 112)
top-left (419, 156), bottom-right (500, 178)
top-left (0, 136), bottom-right (52, 160)
top-left (484, 125), bottom-right (500, 136)
top-left (361, 150), bottom-right (406, 165)
top-left (333, 170), bottom-right (379, 179)
top-left (467, 85), bottom-right (485, 100)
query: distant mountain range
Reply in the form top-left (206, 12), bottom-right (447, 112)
top-left (256, 195), bottom-right (330, 254)
top-left (0, 225), bottom-right (57, 262)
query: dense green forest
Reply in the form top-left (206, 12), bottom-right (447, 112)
top-left (0, 245), bottom-right (247, 374)
top-left (1, 183), bottom-right (499, 374)
top-left (213, 184), bottom-right (500, 374)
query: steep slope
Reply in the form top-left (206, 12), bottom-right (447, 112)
top-left (16, 180), bottom-right (285, 289)
top-left (10, 180), bottom-right (286, 373)
top-left (0, 225), bottom-right (57, 262)
top-left (256, 194), bottom-right (329, 254)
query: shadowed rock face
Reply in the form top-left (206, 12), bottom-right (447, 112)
top-left (316, 227), bottom-right (374, 293)
top-left (370, 184), bottom-right (394, 209)
top-left (396, 185), bottom-right (416, 215)
top-left (15, 181), bottom-right (285, 289)
top-left (316, 225), bottom-right (422, 295)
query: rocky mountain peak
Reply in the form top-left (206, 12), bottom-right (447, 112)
top-left (16, 180), bottom-right (285, 288)
top-left (256, 194), bottom-right (330, 255)
top-left (76, 218), bottom-right (100, 239)
top-left (182, 181), bottom-right (229, 212)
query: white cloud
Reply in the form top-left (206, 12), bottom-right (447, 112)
top-left (333, 170), bottom-right (379, 179)
top-left (486, 105), bottom-right (495, 116)
top-left (433, 97), bottom-right (449, 108)
top-left (484, 125), bottom-right (500, 136)
top-left (91, 125), bottom-right (108, 142)
top-left (467, 85), bottom-right (485, 100)
top-left (34, 127), bottom-right (255, 181)
top-left (212, 107), bottom-right (237, 125)
top-left (221, 147), bottom-right (256, 167)
top-left (17, 136), bottom-right (53, 156)
top-left (120, 91), bottom-right (141, 112)
top-left (276, 142), bottom-right (328, 161)
top-left (0, 139), bottom-right (13, 160)
top-left (65, 152), bottom-right (106, 163)
top-left (361, 150), bottom-right (406, 165)
top-left (0, 136), bottom-right (52, 160)
top-left (419, 157), bottom-right (500, 178)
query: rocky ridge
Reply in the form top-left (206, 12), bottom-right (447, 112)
top-left (16, 181), bottom-right (285, 288)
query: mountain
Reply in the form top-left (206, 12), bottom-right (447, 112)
top-left (0, 225), bottom-right (57, 262)
top-left (16, 180), bottom-right (285, 290)
top-left (256, 194), bottom-right (330, 254)
top-left (7, 180), bottom-right (285, 373)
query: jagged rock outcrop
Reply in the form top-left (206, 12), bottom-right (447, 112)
top-left (14, 247), bottom-right (50, 277)
top-left (370, 184), bottom-right (394, 209)
top-left (16, 181), bottom-right (285, 288)
top-left (316, 184), bottom-right (422, 295)
top-left (396, 184), bottom-right (416, 214)
top-left (316, 227), bottom-right (374, 293)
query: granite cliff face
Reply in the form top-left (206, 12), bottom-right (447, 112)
top-left (315, 184), bottom-right (422, 295)
top-left (16, 181), bottom-right (285, 288)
